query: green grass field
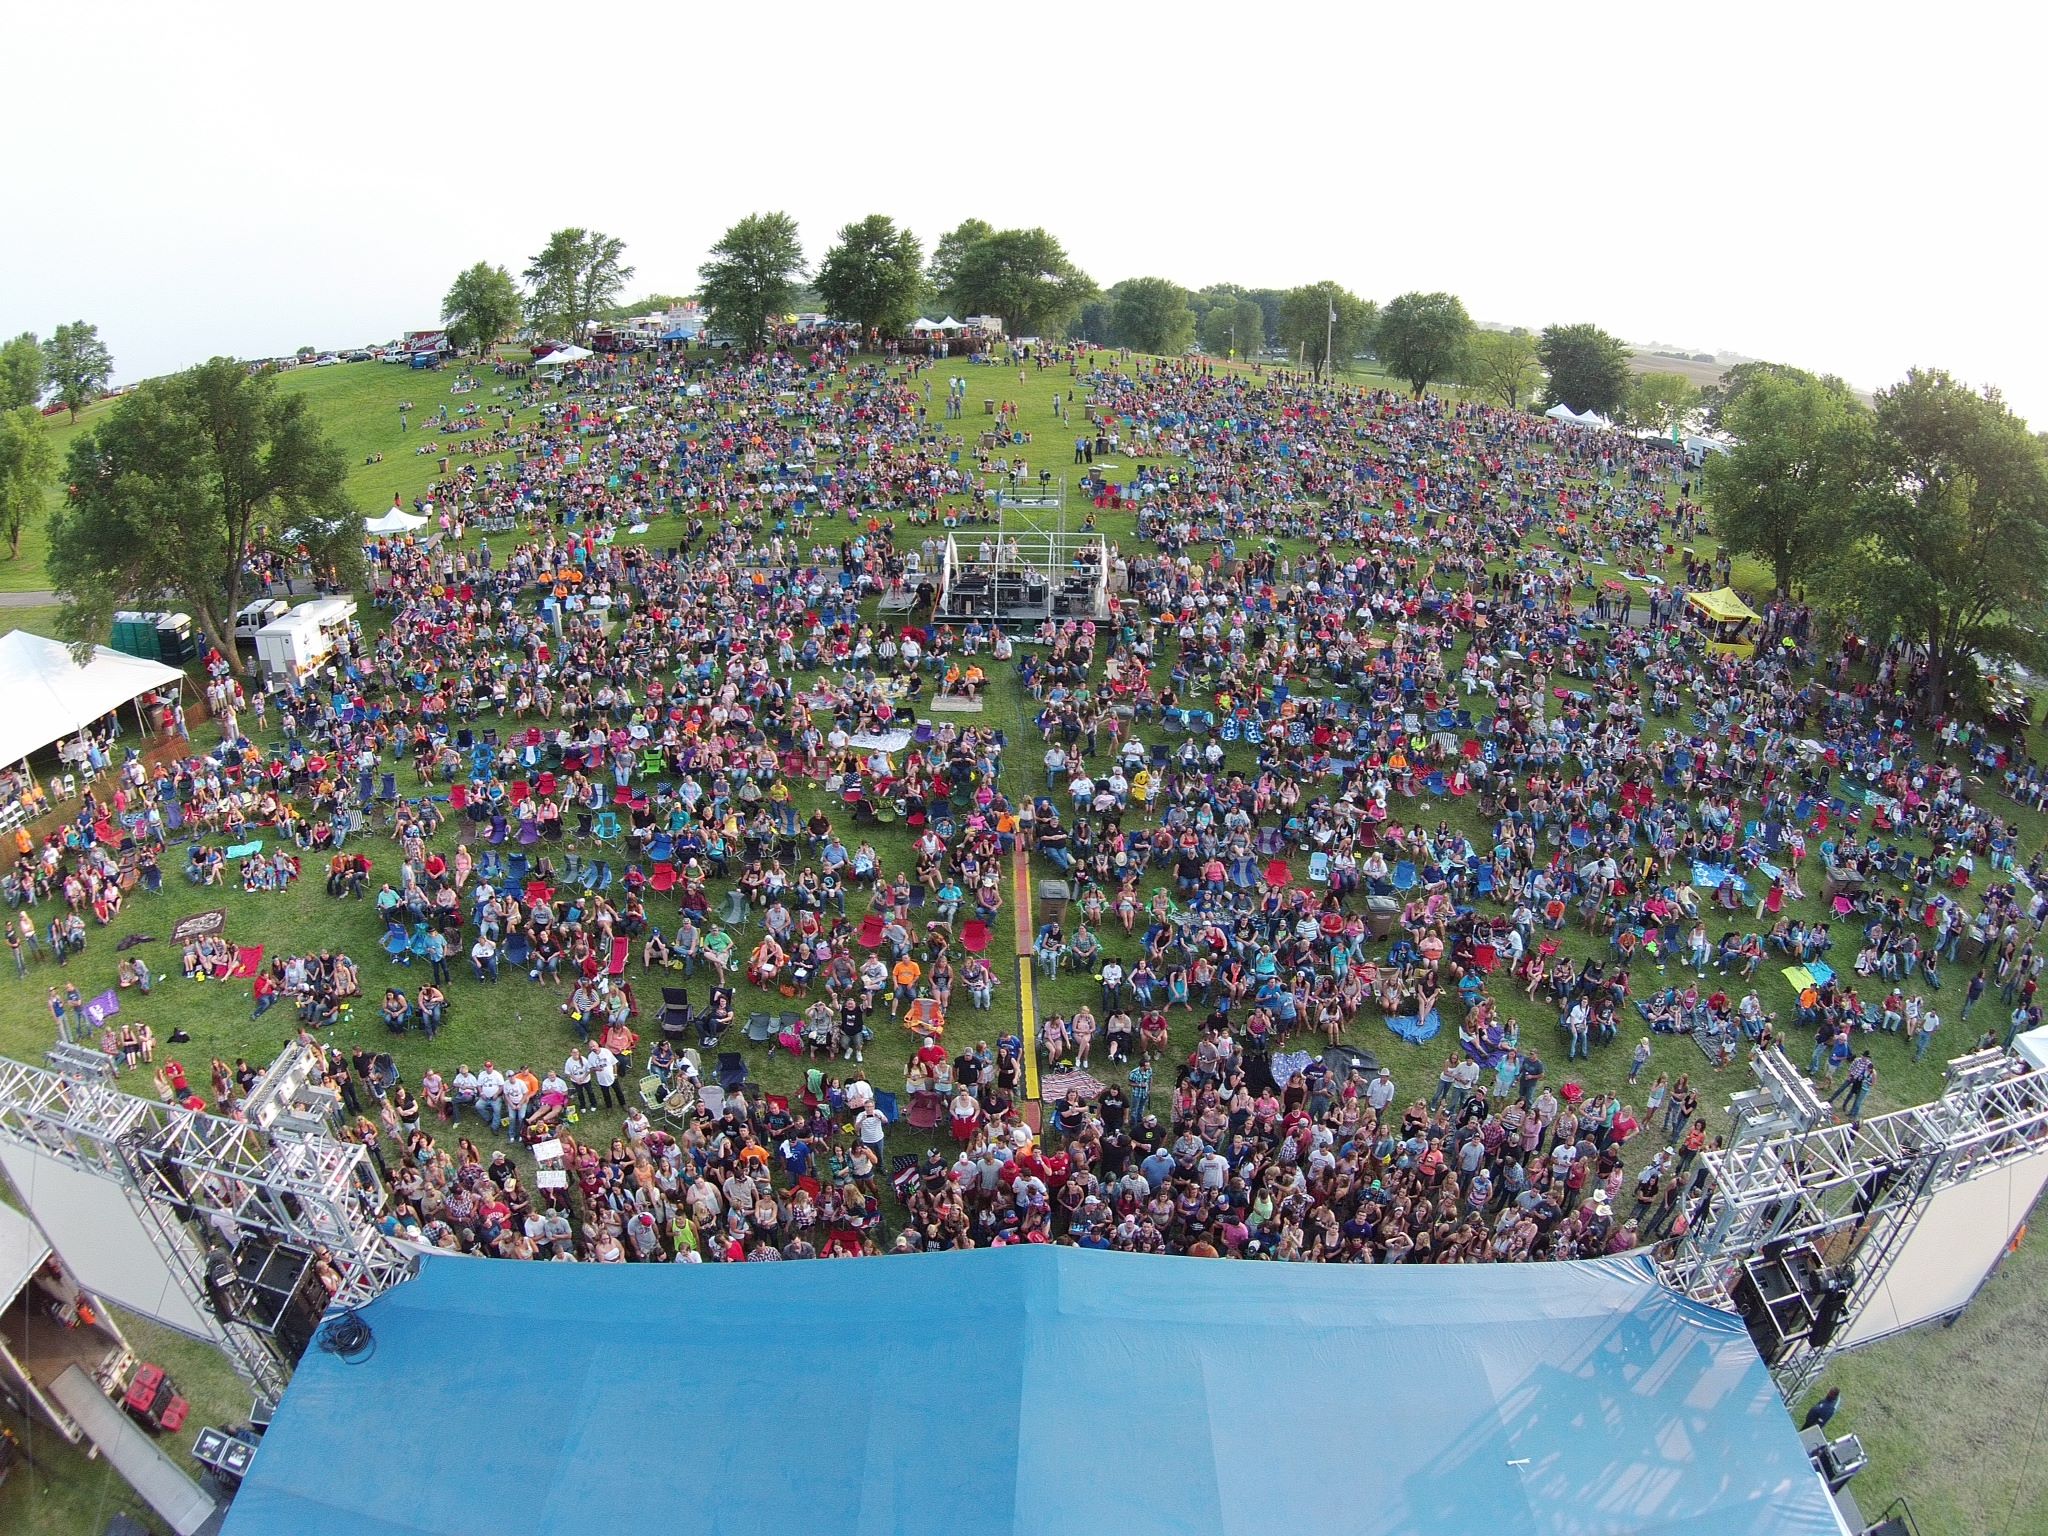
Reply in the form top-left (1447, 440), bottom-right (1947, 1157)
top-left (0, 351), bottom-right (2042, 1535)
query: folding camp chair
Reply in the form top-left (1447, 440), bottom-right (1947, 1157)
top-left (659, 987), bottom-right (692, 1038)
top-left (715, 1052), bottom-right (749, 1092)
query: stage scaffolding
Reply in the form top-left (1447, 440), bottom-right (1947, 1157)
top-left (0, 1040), bottom-right (412, 1406)
top-left (1663, 1044), bottom-right (2048, 1399)
top-left (937, 512), bottom-right (1110, 625)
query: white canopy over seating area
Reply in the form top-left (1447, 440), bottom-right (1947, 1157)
top-left (533, 345), bottom-right (593, 366)
top-left (364, 509), bottom-right (428, 535)
top-left (0, 630), bottom-right (184, 767)
top-left (0, 630), bottom-right (185, 830)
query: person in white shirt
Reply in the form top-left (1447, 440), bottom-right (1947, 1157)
top-left (501, 1071), bottom-right (530, 1143)
top-left (844, 1072), bottom-right (875, 1112)
top-left (474, 1063), bottom-right (507, 1134)
top-left (855, 1104), bottom-right (886, 1153)
top-left (589, 1045), bottom-right (620, 1109)
top-left (1367, 1069), bottom-right (1398, 1114)
top-left (563, 1048), bottom-right (595, 1113)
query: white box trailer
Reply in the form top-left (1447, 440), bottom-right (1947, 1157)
top-left (252, 596), bottom-right (358, 685)
top-left (0, 1200), bottom-right (135, 1443)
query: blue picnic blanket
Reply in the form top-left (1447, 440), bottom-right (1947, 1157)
top-left (1691, 862), bottom-right (1749, 897)
top-left (1387, 1009), bottom-right (1442, 1045)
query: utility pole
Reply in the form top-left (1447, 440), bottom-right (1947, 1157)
top-left (1325, 298), bottom-right (1335, 381)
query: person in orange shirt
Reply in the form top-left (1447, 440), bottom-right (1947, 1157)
top-left (890, 957), bottom-right (922, 1016)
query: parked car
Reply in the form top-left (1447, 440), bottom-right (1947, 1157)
top-left (344, 350), bottom-right (372, 362)
top-left (313, 355), bottom-right (339, 367)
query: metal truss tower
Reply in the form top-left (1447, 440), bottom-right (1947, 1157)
top-left (1665, 1045), bottom-right (2048, 1397)
top-left (0, 1040), bottom-right (412, 1406)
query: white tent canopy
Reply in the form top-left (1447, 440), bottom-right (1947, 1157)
top-left (910, 318), bottom-right (940, 333)
top-left (534, 344), bottom-right (592, 366)
top-left (0, 630), bottom-right (184, 769)
top-left (1543, 403), bottom-right (1614, 430)
top-left (364, 509), bottom-right (427, 535)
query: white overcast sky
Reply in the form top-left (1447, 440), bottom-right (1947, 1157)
top-left (8, 2), bottom-right (2043, 424)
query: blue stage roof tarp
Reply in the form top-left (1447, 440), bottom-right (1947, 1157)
top-left (225, 1248), bottom-right (1842, 1536)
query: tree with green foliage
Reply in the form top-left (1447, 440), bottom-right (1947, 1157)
top-left (1703, 373), bottom-right (1868, 597)
top-left (1697, 359), bottom-right (1854, 431)
top-left (523, 228), bottom-right (635, 343)
top-left (1187, 284), bottom-right (1247, 330)
top-left (1821, 369), bottom-right (2048, 715)
top-left (441, 262), bottom-right (523, 356)
top-left (815, 215), bottom-right (925, 337)
top-left (1, 332), bottom-right (46, 412)
top-left (1247, 290), bottom-right (1285, 352)
top-left (1538, 322), bottom-right (1632, 416)
top-left (950, 229), bottom-right (1095, 339)
top-left (1109, 277), bottom-right (1197, 356)
top-left (0, 406), bottom-right (56, 559)
top-left (1461, 328), bottom-right (1541, 410)
top-left (924, 219), bottom-right (994, 316)
top-left (1626, 370), bottom-right (1702, 434)
top-left (698, 212), bottom-right (807, 352)
top-left (1277, 283), bottom-right (1375, 375)
top-left (49, 358), bottom-right (362, 663)
top-left (1375, 291), bottom-right (1473, 397)
top-left (42, 322), bottom-right (113, 423)
top-left (1200, 299), bottom-right (1264, 360)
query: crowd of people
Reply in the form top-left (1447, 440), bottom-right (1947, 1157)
top-left (7, 334), bottom-right (2045, 1273)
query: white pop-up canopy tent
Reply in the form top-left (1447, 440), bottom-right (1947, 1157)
top-left (0, 630), bottom-right (184, 770)
top-left (910, 318), bottom-right (941, 333)
top-left (534, 344), bottom-right (593, 366)
top-left (1544, 403), bottom-right (1614, 429)
top-left (364, 509), bottom-right (427, 535)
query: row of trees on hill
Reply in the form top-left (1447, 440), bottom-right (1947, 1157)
top-left (432, 218), bottom-right (1676, 421)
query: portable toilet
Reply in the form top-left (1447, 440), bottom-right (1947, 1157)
top-left (110, 610), bottom-right (161, 661)
top-left (153, 612), bottom-right (197, 666)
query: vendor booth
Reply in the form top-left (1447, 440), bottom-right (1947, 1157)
top-left (1687, 586), bottom-right (1762, 658)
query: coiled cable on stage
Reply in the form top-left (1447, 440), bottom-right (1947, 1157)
top-left (317, 1307), bottom-right (376, 1363)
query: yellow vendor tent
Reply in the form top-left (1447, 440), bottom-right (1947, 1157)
top-left (1686, 587), bottom-right (1761, 624)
